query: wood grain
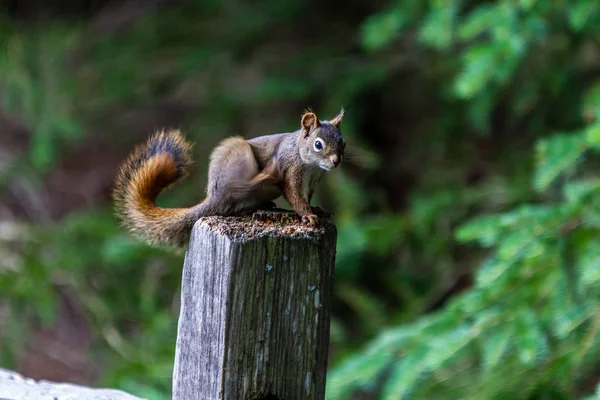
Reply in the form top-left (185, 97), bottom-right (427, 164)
top-left (172, 211), bottom-right (337, 400)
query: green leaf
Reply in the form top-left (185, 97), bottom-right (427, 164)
top-left (458, 4), bottom-right (497, 40)
top-left (474, 230), bottom-right (545, 289)
top-left (514, 309), bottom-right (548, 366)
top-left (326, 327), bottom-right (414, 399)
top-left (326, 353), bottom-right (393, 399)
top-left (425, 325), bottom-right (474, 369)
top-left (554, 303), bottom-right (596, 339)
top-left (563, 179), bottom-right (600, 204)
top-left (467, 91), bottom-right (495, 132)
top-left (30, 125), bottom-right (56, 170)
top-left (495, 230), bottom-right (544, 262)
top-left (475, 257), bottom-right (512, 289)
top-left (455, 215), bottom-right (504, 246)
top-left (534, 133), bottom-right (587, 191)
top-left (490, 3), bottom-right (518, 42)
top-left (568, 1), bottom-right (598, 31)
top-left (458, 291), bottom-right (487, 314)
top-left (481, 323), bottom-right (513, 371)
top-left (579, 245), bottom-right (600, 289)
top-left (419, 2), bottom-right (457, 50)
top-left (519, 0), bottom-right (537, 10)
top-left (454, 45), bottom-right (497, 98)
top-left (361, 8), bottom-right (407, 51)
top-left (381, 346), bottom-right (430, 400)
top-left (494, 36), bottom-right (526, 84)
top-left (585, 123), bottom-right (600, 147)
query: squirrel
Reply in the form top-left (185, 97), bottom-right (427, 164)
top-left (112, 108), bottom-right (346, 247)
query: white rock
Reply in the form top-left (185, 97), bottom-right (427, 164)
top-left (0, 369), bottom-right (146, 400)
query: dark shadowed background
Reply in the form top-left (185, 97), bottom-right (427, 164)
top-left (1, 1), bottom-right (600, 399)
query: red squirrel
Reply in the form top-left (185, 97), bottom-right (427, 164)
top-left (113, 109), bottom-right (345, 246)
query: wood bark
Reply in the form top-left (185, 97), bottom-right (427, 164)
top-left (172, 211), bottom-right (337, 400)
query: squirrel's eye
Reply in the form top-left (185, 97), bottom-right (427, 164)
top-left (314, 139), bottom-right (323, 151)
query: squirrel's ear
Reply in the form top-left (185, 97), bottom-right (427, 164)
top-left (329, 108), bottom-right (345, 129)
top-left (301, 111), bottom-right (319, 137)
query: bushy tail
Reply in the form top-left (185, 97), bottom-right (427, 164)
top-left (113, 130), bottom-right (201, 247)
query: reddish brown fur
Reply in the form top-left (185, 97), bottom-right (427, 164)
top-left (329, 108), bottom-right (344, 128)
top-left (113, 130), bottom-right (200, 247)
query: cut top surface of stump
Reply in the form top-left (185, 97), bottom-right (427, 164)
top-left (197, 210), bottom-right (336, 242)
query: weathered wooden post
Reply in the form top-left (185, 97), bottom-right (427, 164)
top-left (172, 211), bottom-right (337, 400)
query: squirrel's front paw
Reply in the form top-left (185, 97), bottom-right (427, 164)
top-left (311, 206), bottom-right (331, 217)
top-left (302, 214), bottom-right (319, 226)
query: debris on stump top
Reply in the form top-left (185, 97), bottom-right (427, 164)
top-left (196, 210), bottom-right (336, 241)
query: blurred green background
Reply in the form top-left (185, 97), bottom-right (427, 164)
top-left (1, 0), bottom-right (600, 399)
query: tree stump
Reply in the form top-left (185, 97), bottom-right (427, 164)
top-left (172, 211), bottom-right (337, 400)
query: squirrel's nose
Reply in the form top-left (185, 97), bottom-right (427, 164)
top-left (330, 154), bottom-right (340, 167)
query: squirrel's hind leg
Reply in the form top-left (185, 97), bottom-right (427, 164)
top-left (205, 137), bottom-right (280, 216)
top-left (206, 137), bottom-right (260, 196)
top-left (225, 161), bottom-right (281, 214)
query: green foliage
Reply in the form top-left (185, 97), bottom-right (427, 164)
top-left (534, 133), bottom-right (587, 191)
top-left (0, 23), bottom-right (82, 170)
top-left (327, 119), bottom-right (600, 399)
top-left (0, 210), bottom-right (180, 397)
top-left (2, 0), bottom-right (600, 399)
top-left (324, 0), bottom-right (600, 398)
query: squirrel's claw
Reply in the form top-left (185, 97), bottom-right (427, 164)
top-left (302, 214), bottom-right (320, 226)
